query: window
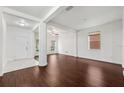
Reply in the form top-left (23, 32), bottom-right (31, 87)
top-left (88, 31), bottom-right (100, 49)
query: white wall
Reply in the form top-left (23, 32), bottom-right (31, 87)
top-left (6, 26), bottom-right (34, 63)
top-left (58, 27), bottom-right (77, 57)
top-left (0, 9), bottom-right (3, 75)
top-left (122, 9), bottom-right (124, 68)
top-left (78, 20), bottom-right (122, 64)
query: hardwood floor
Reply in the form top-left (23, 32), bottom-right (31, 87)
top-left (0, 54), bottom-right (124, 87)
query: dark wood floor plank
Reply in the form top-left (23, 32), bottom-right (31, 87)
top-left (0, 54), bottom-right (124, 87)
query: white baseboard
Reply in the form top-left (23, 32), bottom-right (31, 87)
top-left (58, 53), bottom-right (77, 57)
top-left (0, 72), bottom-right (3, 76)
top-left (4, 58), bottom-right (39, 73)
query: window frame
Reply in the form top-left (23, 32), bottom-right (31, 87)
top-left (88, 31), bottom-right (101, 50)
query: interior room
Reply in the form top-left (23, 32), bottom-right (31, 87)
top-left (0, 6), bottom-right (124, 87)
top-left (3, 12), bottom-right (39, 73)
top-left (49, 6), bottom-right (122, 64)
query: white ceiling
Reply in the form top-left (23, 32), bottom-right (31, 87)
top-left (7, 6), bottom-right (54, 19)
top-left (51, 6), bottom-right (123, 30)
top-left (5, 6), bottom-right (54, 29)
top-left (5, 6), bottom-right (123, 31)
top-left (5, 13), bottom-right (39, 29)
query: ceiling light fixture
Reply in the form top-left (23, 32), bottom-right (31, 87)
top-left (18, 22), bottom-right (25, 26)
top-left (16, 19), bottom-right (29, 27)
top-left (48, 26), bottom-right (59, 36)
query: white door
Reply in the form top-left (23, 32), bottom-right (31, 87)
top-left (15, 36), bottom-right (29, 60)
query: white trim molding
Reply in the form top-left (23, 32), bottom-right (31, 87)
top-left (43, 6), bottom-right (67, 23)
top-left (1, 7), bottom-right (40, 22)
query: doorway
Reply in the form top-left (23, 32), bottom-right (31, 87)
top-left (47, 25), bottom-right (58, 55)
top-left (34, 28), bottom-right (39, 61)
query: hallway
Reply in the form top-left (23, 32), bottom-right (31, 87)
top-left (0, 54), bottom-right (124, 87)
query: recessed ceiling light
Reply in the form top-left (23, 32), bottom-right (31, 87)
top-left (83, 18), bottom-right (87, 22)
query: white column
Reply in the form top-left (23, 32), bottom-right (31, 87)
top-left (39, 22), bottom-right (47, 66)
top-left (122, 8), bottom-right (124, 75)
